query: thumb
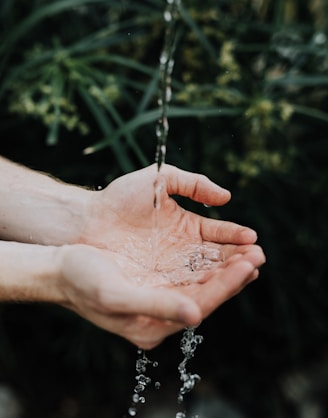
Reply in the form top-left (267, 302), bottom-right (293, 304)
top-left (162, 164), bottom-right (231, 206)
top-left (121, 286), bottom-right (202, 326)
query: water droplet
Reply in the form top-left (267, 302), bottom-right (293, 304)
top-left (165, 86), bottom-right (172, 102)
top-left (134, 384), bottom-right (145, 393)
top-left (136, 359), bottom-right (147, 373)
top-left (160, 52), bottom-right (169, 65)
top-left (155, 124), bottom-right (162, 139)
top-left (128, 407), bottom-right (137, 416)
top-left (155, 381), bottom-right (161, 389)
top-left (132, 394), bottom-right (139, 403)
top-left (203, 203), bottom-right (211, 208)
top-left (314, 32), bottom-right (327, 45)
top-left (153, 361), bottom-right (159, 368)
top-left (139, 396), bottom-right (146, 404)
top-left (168, 59), bottom-right (175, 72)
top-left (164, 10), bottom-right (172, 22)
top-left (176, 412), bottom-right (186, 418)
top-left (163, 117), bottom-right (169, 132)
top-left (136, 374), bottom-right (147, 384)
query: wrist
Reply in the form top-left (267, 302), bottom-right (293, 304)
top-left (0, 179), bottom-right (94, 246)
top-left (76, 189), bottom-right (111, 248)
top-left (0, 156), bottom-right (95, 246)
top-left (0, 241), bottom-right (65, 304)
top-left (47, 184), bottom-right (95, 246)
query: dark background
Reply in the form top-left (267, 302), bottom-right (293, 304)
top-left (1, 1), bottom-right (328, 417)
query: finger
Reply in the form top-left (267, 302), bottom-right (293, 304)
top-left (198, 216), bottom-right (258, 244)
top-left (71, 302), bottom-right (185, 350)
top-left (221, 244), bottom-right (266, 267)
top-left (195, 260), bottom-right (257, 318)
top-left (162, 164), bottom-right (231, 206)
top-left (198, 246), bottom-right (265, 285)
top-left (115, 315), bottom-right (186, 350)
top-left (249, 268), bottom-right (260, 281)
top-left (106, 285), bottom-right (202, 327)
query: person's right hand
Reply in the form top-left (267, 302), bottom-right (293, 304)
top-left (58, 243), bottom-right (265, 349)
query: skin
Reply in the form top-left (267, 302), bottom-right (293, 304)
top-left (0, 158), bottom-right (265, 349)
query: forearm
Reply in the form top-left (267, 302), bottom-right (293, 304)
top-left (0, 157), bottom-right (94, 245)
top-left (0, 240), bottom-right (64, 303)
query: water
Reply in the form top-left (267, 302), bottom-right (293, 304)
top-left (155, 0), bottom-right (181, 171)
top-left (127, 350), bottom-right (160, 416)
top-left (176, 327), bottom-right (203, 418)
top-left (112, 234), bottom-right (224, 288)
top-left (127, 0), bottom-right (212, 415)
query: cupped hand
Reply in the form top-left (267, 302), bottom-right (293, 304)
top-left (84, 164), bottom-right (263, 284)
top-left (84, 163), bottom-right (258, 251)
top-left (59, 243), bottom-right (264, 350)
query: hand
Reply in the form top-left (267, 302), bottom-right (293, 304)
top-left (59, 243), bottom-right (264, 350)
top-left (84, 163), bottom-right (259, 253)
top-left (83, 164), bottom-right (263, 279)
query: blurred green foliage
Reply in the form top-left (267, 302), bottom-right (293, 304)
top-left (1, 0), bottom-right (328, 417)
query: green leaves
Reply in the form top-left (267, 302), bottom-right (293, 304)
top-left (1, 0), bottom-right (328, 177)
top-left (83, 105), bottom-right (243, 155)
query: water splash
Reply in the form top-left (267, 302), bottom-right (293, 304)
top-left (155, 0), bottom-right (181, 171)
top-left (127, 350), bottom-right (160, 416)
top-left (176, 327), bottom-right (203, 417)
top-left (112, 235), bottom-right (224, 287)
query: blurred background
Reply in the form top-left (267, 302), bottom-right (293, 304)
top-left (0, 0), bottom-right (328, 417)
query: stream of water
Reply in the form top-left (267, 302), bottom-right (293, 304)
top-left (127, 1), bottom-right (211, 416)
top-left (155, 0), bottom-right (181, 171)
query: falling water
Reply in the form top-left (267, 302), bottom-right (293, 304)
top-left (176, 327), bottom-right (203, 418)
top-left (155, 0), bottom-right (181, 171)
top-left (155, 2), bottom-right (205, 415)
top-left (127, 350), bottom-right (160, 417)
top-left (127, 1), bottom-right (210, 416)
top-left (128, 2), bottom-right (182, 413)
